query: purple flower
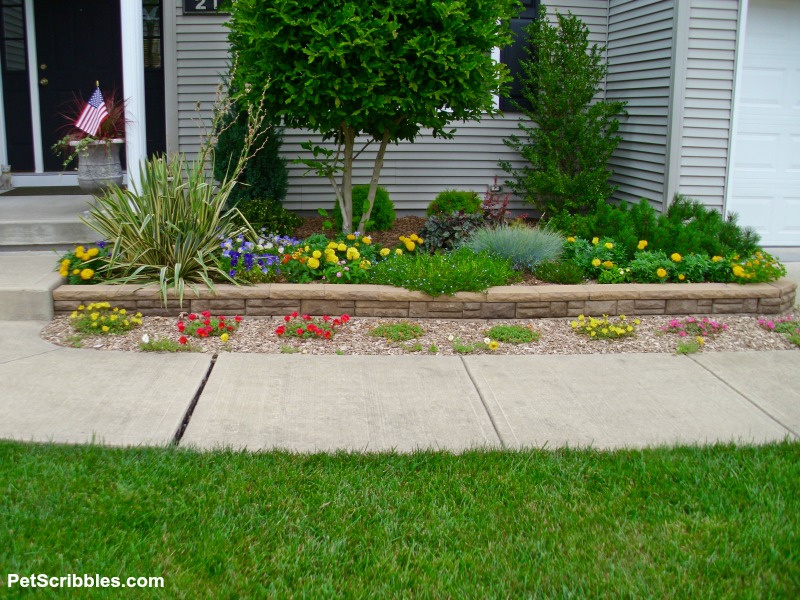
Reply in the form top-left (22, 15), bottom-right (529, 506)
top-left (96, 240), bottom-right (107, 249)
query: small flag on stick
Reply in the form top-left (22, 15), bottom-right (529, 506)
top-left (75, 87), bottom-right (109, 136)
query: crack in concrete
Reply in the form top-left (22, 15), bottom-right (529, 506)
top-left (172, 353), bottom-right (218, 446)
top-left (688, 355), bottom-right (800, 439)
top-left (459, 356), bottom-right (507, 449)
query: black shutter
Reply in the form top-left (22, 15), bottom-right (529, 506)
top-left (500, 0), bottom-right (539, 113)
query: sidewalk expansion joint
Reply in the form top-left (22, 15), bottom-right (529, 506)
top-left (172, 353), bottom-right (218, 446)
top-left (459, 356), bottom-right (506, 449)
top-left (688, 355), bottom-right (800, 439)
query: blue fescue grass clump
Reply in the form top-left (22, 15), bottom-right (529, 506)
top-left (464, 224), bottom-right (565, 270)
top-left (368, 247), bottom-right (520, 296)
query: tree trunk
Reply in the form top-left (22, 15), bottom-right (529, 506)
top-left (358, 129), bottom-right (390, 234)
top-left (340, 125), bottom-right (356, 233)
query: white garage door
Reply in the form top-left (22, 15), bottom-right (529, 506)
top-left (727, 0), bottom-right (800, 246)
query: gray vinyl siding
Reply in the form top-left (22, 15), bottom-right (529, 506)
top-left (172, 1), bottom-right (229, 161)
top-left (281, 0), bottom-right (608, 214)
top-left (676, 0), bottom-right (738, 211)
top-left (606, 0), bottom-right (675, 211)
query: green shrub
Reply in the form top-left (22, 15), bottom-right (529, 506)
top-left (368, 247), bottom-right (519, 296)
top-left (213, 101), bottom-right (301, 236)
top-left (419, 212), bottom-right (486, 253)
top-left (426, 190), bottom-right (482, 217)
top-left (229, 197), bottom-right (302, 236)
top-left (550, 196), bottom-right (761, 259)
top-left (500, 7), bottom-right (626, 216)
top-left (464, 224), bottom-right (564, 270)
top-left (532, 260), bottom-right (585, 284)
top-left (332, 185), bottom-right (396, 232)
top-left (370, 322), bottom-right (425, 343)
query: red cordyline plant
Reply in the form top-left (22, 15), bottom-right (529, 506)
top-left (275, 312), bottom-right (350, 339)
top-left (177, 310), bottom-right (242, 343)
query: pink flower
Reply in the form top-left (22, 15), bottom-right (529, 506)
top-left (679, 331), bottom-right (687, 337)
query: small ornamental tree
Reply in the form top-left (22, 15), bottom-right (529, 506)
top-left (501, 6), bottom-right (627, 217)
top-left (227, 0), bottom-right (520, 233)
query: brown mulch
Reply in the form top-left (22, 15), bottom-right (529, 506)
top-left (292, 215), bottom-right (428, 249)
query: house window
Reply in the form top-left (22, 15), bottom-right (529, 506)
top-left (500, 0), bottom-right (539, 112)
top-left (2, 0), bottom-right (26, 72)
top-left (143, 0), bottom-right (162, 69)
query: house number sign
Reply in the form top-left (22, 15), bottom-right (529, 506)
top-left (183, 0), bottom-right (228, 14)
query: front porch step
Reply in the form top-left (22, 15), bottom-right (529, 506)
top-left (0, 193), bottom-right (97, 251)
top-left (0, 252), bottom-right (62, 320)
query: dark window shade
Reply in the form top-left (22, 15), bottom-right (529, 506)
top-left (500, 0), bottom-right (539, 113)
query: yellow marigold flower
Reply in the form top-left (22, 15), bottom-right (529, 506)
top-left (637, 240), bottom-right (648, 250)
top-left (87, 247), bottom-right (99, 258)
top-left (346, 247), bottom-right (360, 261)
top-left (80, 268), bottom-right (94, 280)
top-left (657, 267), bottom-right (667, 278)
top-left (488, 340), bottom-right (499, 351)
top-left (567, 237), bottom-right (575, 243)
top-left (671, 253), bottom-right (682, 262)
top-left (410, 234), bottom-right (420, 242)
top-left (101, 325), bottom-right (109, 332)
top-left (592, 237), bottom-right (599, 245)
top-left (591, 258), bottom-right (602, 267)
top-left (61, 259), bottom-right (71, 267)
top-left (602, 260), bottom-right (614, 269)
top-left (327, 241), bottom-right (338, 250)
top-left (398, 235), bottom-right (407, 242)
top-left (395, 248), bottom-right (403, 256)
top-left (73, 269), bottom-right (80, 275)
top-left (75, 245), bottom-right (85, 255)
top-left (678, 274), bottom-right (685, 281)
top-left (119, 309), bottom-right (126, 315)
top-left (379, 248), bottom-right (390, 257)
top-left (220, 333), bottom-right (229, 342)
top-left (604, 242), bottom-right (613, 249)
top-left (346, 234), bottom-right (356, 241)
top-left (326, 253), bottom-right (338, 263)
top-left (304, 245), bottom-right (310, 252)
top-left (337, 243), bottom-right (347, 252)
top-left (417, 238), bottom-right (424, 245)
top-left (712, 256), bottom-right (723, 262)
top-left (359, 259), bottom-right (371, 270)
top-left (110, 315), bottom-right (118, 321)
top-left (404, 241), bottom-right (416, 252)
top-left (307, 257), bottom-right (320, 269)
top-left (732, 265), bottom-right (745, 278)
top-left (312, 250), bottom-right (322, 259)
top-left (361, 236), bottom-right (372, 245)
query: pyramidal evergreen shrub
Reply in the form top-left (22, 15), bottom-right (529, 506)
top-left (501, 5), bottom-right (627, 217)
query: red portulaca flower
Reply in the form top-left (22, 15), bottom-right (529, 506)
top-left (290, 311), bottom-right (299, 318)
top-left (234, 315), bottom-right (243, 323)
top-left (341, 314), bottom-right (350, 323)
top-left (284, 315), bottom-right (291, 322)
top-left (177, 322), bottom-right (185, 332)
top-left (188, 314), bottom-right (197, 321)
top-left (201, 310), bottom-right (211, 318)
top-left (275, 326), bottom-right (286, 336)
top-left (296, 328), bottom-right (304, 336)
top-left (179, 336), bottom-right (188, 345)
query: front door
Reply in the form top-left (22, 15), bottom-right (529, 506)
top-left (34, 0), bottom-right (123, 171)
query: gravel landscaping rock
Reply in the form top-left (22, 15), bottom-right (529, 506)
top-left (41, 313), bottom-right (800, 356)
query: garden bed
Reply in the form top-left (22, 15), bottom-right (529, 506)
top-left (53, 279), bottom-right (797, 320)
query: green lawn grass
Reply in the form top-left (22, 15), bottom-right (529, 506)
top-left (2, 440), bottom-right (799, 597)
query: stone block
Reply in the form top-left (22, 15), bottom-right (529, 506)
top-left (202, 299), bottom-right (246, 312)
top-left (323, 284), bottom-right (382, 300)
top-left (480, 303), bottom-right (515, 319)
top-left (245, 300), bottom-right (300, 316)
top-left (486, 286), bottom-right (540, 302)
top-left (634, 299), bottom-right (666, 310)
top-left (516, 306), bottom-right (554, 318)
top-left (616, 300), bottom-right (635, 315)
top-left (665, 299), bottom-right (699, 314)
top-left (712, 300), bottom-right (745, 314)
top-left (301, 299), bottom-right (353, 316)
top-left (587, 284), bottom-right (639, 300)
top-left (583, 300), bottom-right (618, 315)
top-left (356, 307), bottom-right (411, 318)
top-left (270, 284), bottom-right (326, 299)
top-left (538, 286), bottom-right (590, 302)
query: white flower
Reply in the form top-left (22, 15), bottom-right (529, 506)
top-left (483, 337), bottom-right (491, 345)
top-left (277, 246), bottom-right (284, 253)
top-left (141, 334), bottom-right (150, 344)
top-left (447, 334), bottom-right (455, 341)
top-left (265, 242), bottom-right (274, 250)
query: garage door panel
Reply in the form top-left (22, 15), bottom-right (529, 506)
top-left (728, 0), bottom-right (800, 246)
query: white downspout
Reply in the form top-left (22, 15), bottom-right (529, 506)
top-left (24, 0), bottom-right (43, 172)
top-left (120, 0), bottom-right (147, 191)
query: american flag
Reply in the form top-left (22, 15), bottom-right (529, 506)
top-left (75, 87), bottom-right (109, 136)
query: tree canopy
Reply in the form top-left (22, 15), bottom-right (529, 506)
top-left (227, 0), bottom-right (520, 232)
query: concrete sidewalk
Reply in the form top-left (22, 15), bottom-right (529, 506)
top-left (1, 321), bottom-right (797, 452)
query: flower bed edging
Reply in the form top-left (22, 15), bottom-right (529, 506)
top-left (52, 280), bottom-right (797, 319)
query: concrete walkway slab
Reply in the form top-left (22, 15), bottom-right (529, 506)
top-left (0, 252), bottom-right (62, 319)
top-left (182, 354), bottom-right (499, 452)
top-left (0, 349), bottom-right (210, 446)
top-left (463, 353), bottom-right (791, 449)
top-left (691, 351), bottom-right (800, 437)
top-left (0, 320), bottom-right (61, 363)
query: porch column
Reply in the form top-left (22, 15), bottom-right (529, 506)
top-left (120, 0), bottom-right (147, 191)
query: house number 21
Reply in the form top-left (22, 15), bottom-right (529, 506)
top-left (183, 0), bottom-right (224, 13)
